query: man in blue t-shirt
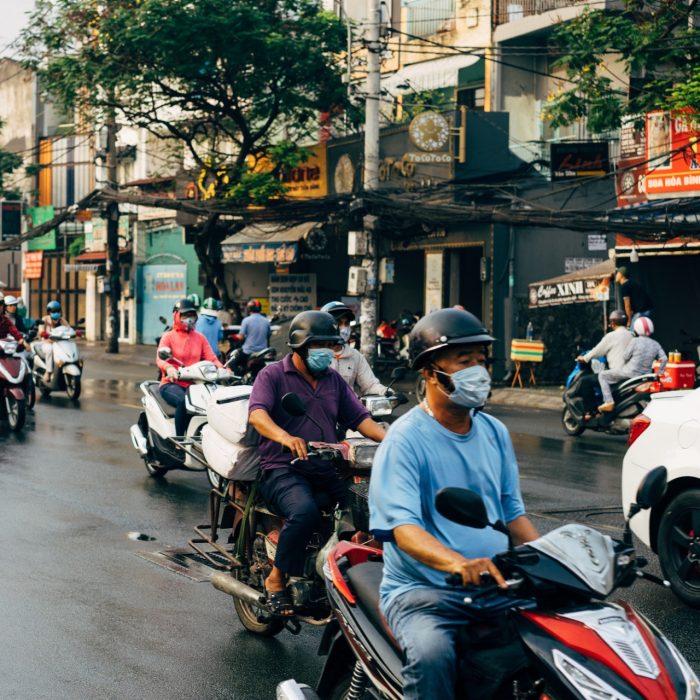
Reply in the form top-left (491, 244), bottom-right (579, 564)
top-left (233, 299), bottom-right (271, 374)
top-left (369, 308), bottom-right (539, 700)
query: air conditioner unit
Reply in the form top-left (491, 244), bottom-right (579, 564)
top-left (348, 231), bottom-right (368, 256)
top-left (348, 266), bottom-right (368, 295)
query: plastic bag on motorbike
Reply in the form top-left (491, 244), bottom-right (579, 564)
top-left (206, 385), bottom-right (259, 445)
top-left (201, 424), bottom-right (261, 481)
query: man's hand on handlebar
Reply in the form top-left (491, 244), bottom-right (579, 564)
top-left (449, 557), bottom-right (507, 589)
top-left (281, 434), bottom-right (308, 461)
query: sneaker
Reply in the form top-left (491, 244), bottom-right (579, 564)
top-left (598, 402), bottom-right (615, 413)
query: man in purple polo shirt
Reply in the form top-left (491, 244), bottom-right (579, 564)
top-left (249, 310), bottom-right (386, 615)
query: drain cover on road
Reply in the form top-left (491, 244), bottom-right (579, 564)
top-left (136, 546), bottom-right (230, 582)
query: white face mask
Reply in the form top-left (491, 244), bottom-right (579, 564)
top-left (434, 364), bottom-right (491, 408)
top-left (181, 316), bottom-right (196, 330)
top-left (339, 327), bottom-right (352, 342)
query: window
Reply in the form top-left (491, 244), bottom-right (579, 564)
top-left (403, 0), bottom-right (455, 38)
top-left (457, 86), bottom-right (485, 111)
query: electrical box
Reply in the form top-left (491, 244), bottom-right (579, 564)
top-left (348, 266), bottom-right (368, 295)
top-left (379, 257), bottom-right (395, 284)
top-left (348, 231), bottom-right (368, 256)
top-left (479, 257), bottom-right (490, 282)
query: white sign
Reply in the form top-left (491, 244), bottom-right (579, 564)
top-left (424, 252), bottom-right (443, 315)
top-left (269, 273), bottom-right (317, 317)
top-left (587, 234), bottom-right (607, 252)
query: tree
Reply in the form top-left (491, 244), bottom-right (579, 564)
top-left (21, 0), bottom-right (350, 304)
top-left (547, 0), bottom-right (700, 133)
top-left (0, 119), bottom-right (22, 200)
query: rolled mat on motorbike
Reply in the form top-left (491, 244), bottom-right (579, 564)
top-left (276, 466), bottom-right (700, 700)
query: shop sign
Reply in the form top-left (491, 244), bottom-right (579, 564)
top-left (616, 157), bottom-right (647, 207)
top-left (1, 201), bottom-right (22, 248)
top-left (551, 142), bottom-right (610, 180)
top-left (144, 265), bottom-right (186, 301)
top-left (26, 205), bottom-right (57, 251)
top-left (529, 276), bottom-right (610, 308)
top-left (24, 251), bottom-right (44, 280)
top-left (424, 252), bottom-right (443, 315)
top-left (269, 273), bottom-right (316, 316)
top-left (586, 235), bottom-right (607, 252)
top-left (223, 242), bottom-right (297, 265)
top-left (644, 110), bottom-right (700, 199)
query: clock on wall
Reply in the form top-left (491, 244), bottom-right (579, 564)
top-left (408, 111), bottom-right (450, 152)
top-left (334, 154), bottom-right (355, 194)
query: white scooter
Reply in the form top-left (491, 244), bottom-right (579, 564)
top-left (130, 347), bottom-right (236, 483)
top-left (31, 325), bottom-right (82, 401)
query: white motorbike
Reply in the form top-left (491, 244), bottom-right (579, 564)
top-left (31, 325), bottom-right (82, 401)
top-left (130, 347), bottom-right (236, 483)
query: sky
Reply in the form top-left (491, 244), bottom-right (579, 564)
top-left (1, 0), bottom-right (35, 56)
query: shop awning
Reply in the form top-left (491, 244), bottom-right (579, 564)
top-left (528, 259), bottom-right (614, 308)
top-left (221, 221), bottom-right (321, 265)
top-left (66, 248), bottom-right (131, 272)
top-left (381, 54), bottom-right (481, 95)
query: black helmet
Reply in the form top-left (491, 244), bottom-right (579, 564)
top-left (609, 309), bottom-right (627, 326)
top-left (320, 301), bottom-right (355, 322)
top-left (173, 298), bottom-right (197, 314)
top-left (288, 311), bottom-right (342, 349)
top-left (409, 308), bottom-right (495, 369)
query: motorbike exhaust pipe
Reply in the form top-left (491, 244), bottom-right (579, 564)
top-left (211, 571), bottom-right (265, 606)
top-left (130, 424), bottom-right (148, 456)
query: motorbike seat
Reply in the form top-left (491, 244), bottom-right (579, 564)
top-left (346, 562), bottom-right (402, 654)
top-left (146, 383), bottom-right (177, 418)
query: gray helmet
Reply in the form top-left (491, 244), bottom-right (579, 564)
top-left (609, 309), bottom-right (627, 326)
top-left (288, 311), bottom-right (341, 349)
top-left (409, 308), bottom-right (494, 369)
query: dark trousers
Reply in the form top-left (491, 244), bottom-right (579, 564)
top-left (159, 383), bottom-right (189, 436)
top-left (261, 467), bottom-right (348, 576)
top-left (578, 374), bottom-right (602, 412)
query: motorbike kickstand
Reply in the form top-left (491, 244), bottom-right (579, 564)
top-left (283, 617), bottom-right (302, 635)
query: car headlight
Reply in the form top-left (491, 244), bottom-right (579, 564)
top-left (553, 649), bottom-right (627, 700)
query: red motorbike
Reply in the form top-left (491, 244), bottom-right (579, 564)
top-left (284, 466), bottom-right (700, 700)
top-left (0, 336), bottom-right (27, 432)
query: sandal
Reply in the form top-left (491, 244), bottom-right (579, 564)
top-left (265, 588), bottom-right (295, 616)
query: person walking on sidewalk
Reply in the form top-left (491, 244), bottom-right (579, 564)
top-left (598, 316), bottom-right (667, 412)
top-left (615, 266), bottom-right (653, 326)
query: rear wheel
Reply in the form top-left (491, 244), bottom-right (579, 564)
top-left (207, 468), bottom-right (223, 490)
top-left (25, 376), bottom-right (36, 409)
top-left (562, 407), bottom-right (584, 436)
top-left (65, 374), bottom-right (81, 401)
top-left (658, 490), bottom-right (700, 607)
top-left (6, 395), bottom-right (26, 432)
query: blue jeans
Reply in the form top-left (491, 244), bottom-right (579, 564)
top-left (383, 586), bottom-right (517, 700)
top-left (159, 383), bottom-right (189, 435)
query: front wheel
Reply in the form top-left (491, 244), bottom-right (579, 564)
top-left (6, 395), bottom-right (26, 432)
top-left (658, 490), bottom-right (700, 607)
top-left (144, 457), bottom-right (169, 478)
top-left (65, 374), bottom-right (81, 401)
top-left (562, 407), bottom-right (585, 436)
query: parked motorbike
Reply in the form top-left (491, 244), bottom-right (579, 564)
top-left (562, 359), bottom-right (657, 436)
top-left (188, 391), bottom-right (399, 638)
top-left (0, 336), bottom-right (28, 432)
top-left (281, 466), bottom-right (699, 700)
top-left (129, 348), bottom-right (236, 481)
top-left (31, 325), bottom-right (82, 401)
top-left (228, 346), bottom-right (277, 384)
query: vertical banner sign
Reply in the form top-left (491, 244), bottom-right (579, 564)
top-left (140, 264), bottom-right (187, 344)
top-left (27, 205), bottom-right (58, 251)
top-left (23, 251), bottom-right (44, 280)
top-left (1, 201), bottom-right (22, 249)
top-left (269, 273), bottom-right (317, 316)
top-left (645, 110), bottom-right (700, 199)
top-left (424, 251), bottom-right (444, 315)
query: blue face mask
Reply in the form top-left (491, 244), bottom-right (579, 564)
top-left (51, 312), bottom-right (61, 320)
top-left (306, 348), bottom-right (334, 374)
top-left (435, 364), bottom-right (491, 408)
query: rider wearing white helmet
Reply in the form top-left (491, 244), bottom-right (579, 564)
top-left (598, 316), bottom-right (667, 412)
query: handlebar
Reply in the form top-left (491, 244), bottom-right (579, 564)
top-left (444, 573), bottom-right (524, 605)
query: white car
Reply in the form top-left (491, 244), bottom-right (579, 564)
top-left (622, 387), bottom-right (700, 606)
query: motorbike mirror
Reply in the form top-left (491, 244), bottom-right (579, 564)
top-left (391, 367), bottom-right (407, 381)
top-left (435, 488), bottom-right (489, 529)
top-left (281, 392), bottom-right (307, 417)
top-left (636, 466), bottom-right (668, 510)
top-left (158, 347), bottom-right (173, 361)
top-left (159, 316), bottom-right (168, 324)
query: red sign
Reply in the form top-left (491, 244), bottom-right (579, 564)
top-left (645, 110), bottom-right (700, 199)
top-left (24, 251), bottom-right (44, 280)
top-left (615, 157), bottom-right (647, 207)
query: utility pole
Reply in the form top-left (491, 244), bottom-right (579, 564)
top-left (105, 106), bottom-right (121, 354)
top-left (360, 0), bottom-right (381, 365)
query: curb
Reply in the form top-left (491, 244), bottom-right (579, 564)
top-left (489, 389), bottom-right (562, 412)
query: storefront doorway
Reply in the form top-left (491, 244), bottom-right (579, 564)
top-left (446, 246), bottom-right (483, 317)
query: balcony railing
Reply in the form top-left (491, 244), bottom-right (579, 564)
top-left (493, 0), bottom-right (586, 27)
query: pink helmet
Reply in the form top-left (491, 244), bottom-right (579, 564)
top-left (633, 316), bottom-right (654, 337)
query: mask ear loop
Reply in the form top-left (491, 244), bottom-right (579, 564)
top-left (430, 365), bottom-right (455, 395)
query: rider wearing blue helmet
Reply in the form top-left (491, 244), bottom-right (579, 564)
top-left (39, 300), bottom-right (71, 383)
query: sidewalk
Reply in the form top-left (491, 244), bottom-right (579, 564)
top-left (79, 342), bottom-right (564, 411)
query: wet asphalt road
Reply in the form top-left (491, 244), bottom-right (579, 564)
top-left (1, 358), bottom-right (698, 699)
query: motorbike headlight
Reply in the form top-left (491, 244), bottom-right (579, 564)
top-left (553, 649), bottom-right (627, 700)
top-left (362, 396), bottom-right (392, 416)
